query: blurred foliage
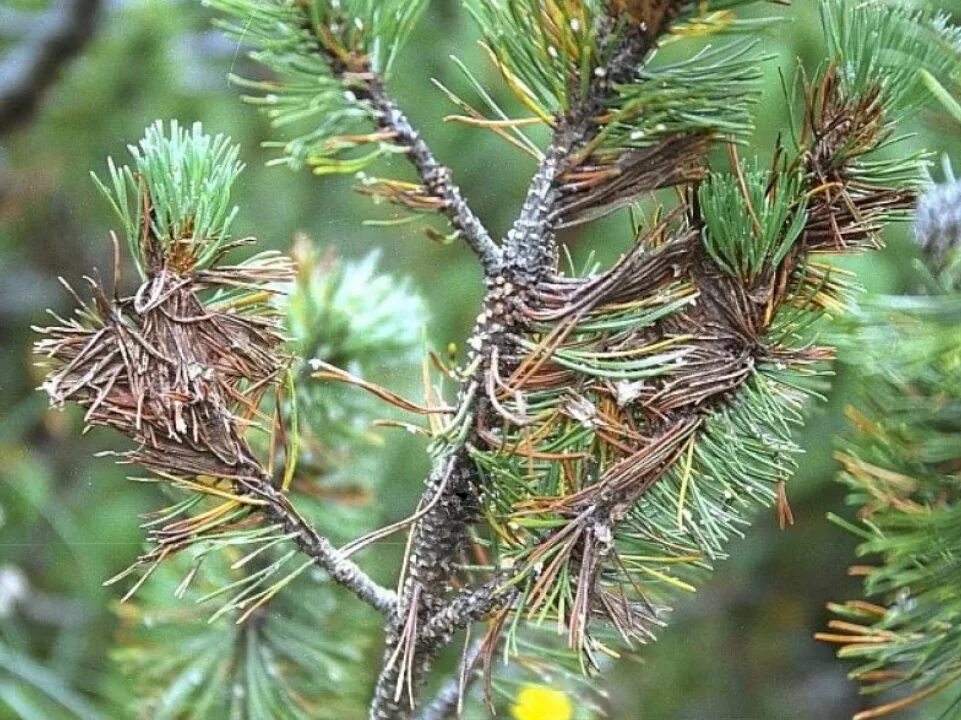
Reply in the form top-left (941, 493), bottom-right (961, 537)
top-left (818, 161), bottom-right (961, 716)
top-left (1, 1), bottom-right (961, 718)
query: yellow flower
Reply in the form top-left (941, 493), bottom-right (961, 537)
top-left (511, 685), bottom-right (573, 720)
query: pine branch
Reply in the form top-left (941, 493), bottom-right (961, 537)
top-left (36, 2), bottom-right (961, 719)
top-left (361, 76), bottom-right (502, 271)
top-left (819, 104), bottom-right (961, 720)
top-left (256, 479), bottom-right (398, 613)
top-left (469, 42), bottom-right (919, 666)
top-left (817, 259), bottom-right (961, 718)
top-left (501, 2), bottom-right (683, 280)
top-left (209, 0), bottom-right (500, 270)
top-left (410, 3), bottom-right (953, 709)
top-left (107, 237), bottom-right (427, 719)
top-left (420, 576), bottom-right (516, 649)
top-left (33, 122), bottom-right (396, 616)
top-left (486, 0), bottom-right (764, 277)
top-left (370, 5), bottom-right (725, 717)
top-left (417, 675), bottom-right (467, 720)
top-left (370, 449), bottom-right (482, 719)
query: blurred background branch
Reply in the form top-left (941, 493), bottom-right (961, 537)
top-left (0, 0), bottom-right (103, 136)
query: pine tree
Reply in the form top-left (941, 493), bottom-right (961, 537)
top-left (820, 89), bottom-right (961, 719)
top-left (31, 1), bottom-right (961, 718)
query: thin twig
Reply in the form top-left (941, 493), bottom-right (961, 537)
top-left (365, 76), bottom-right (502, 273)
top-left (503, 13), bottom-right (673, 281)
top-left (251, 476), bottom-right (398, 614)
top-left (300, 20), bottom-right (501, 273)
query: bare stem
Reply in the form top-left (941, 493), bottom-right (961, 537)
top-left (249, 475), bottom-right (398, 615)
top-left (364, 76), bottom-right (502, 273)
top-left (503, 13), bottom-right (673, 280)
top-left (300, 15), bottom-right (501, 272)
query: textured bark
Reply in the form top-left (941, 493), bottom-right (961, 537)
top-left (254, 478), bottom-right (398, 614)
top-left (416, 641), bottom-right (485, 720)
top-left (363, 77), bottom-right (502, 273)
top-left (368, 9), bottom-right (685, 718)
top-left (304, 19), bottom-right (502, 272)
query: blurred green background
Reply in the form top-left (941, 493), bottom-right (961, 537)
top-left (2, 1), bottom-right (961, 718)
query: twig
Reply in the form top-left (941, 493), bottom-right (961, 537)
top-left (503, 12), bottom-right (673, 281)
top-left (365, 76), bottom-right (502, 273)
top-left (419, 577), bottom-right (515, 647)
top-left (301, 22), bottom-right (501, 273)
top-left (0, 0), bottom-right (103, 135)
top-left (251, 475), bottom-right (398, 614)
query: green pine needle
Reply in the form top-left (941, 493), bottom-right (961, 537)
top-left (700, 162), bottom-right (808, 282)
top-left (90, 120), bottom-right (243, 278)
top-left (605, 40), bottom-right (765, 150)
top-left (821, 0), bottom-right (961, 113)
top-left (825, 279), bottom-right (961, 715)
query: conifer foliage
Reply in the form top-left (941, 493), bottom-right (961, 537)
top-left (32, 1), bottom-right (961, 718)
top-left (820, 141), bottom-right (961, 717)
